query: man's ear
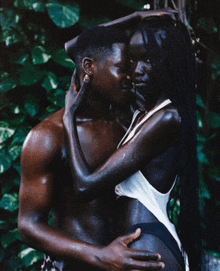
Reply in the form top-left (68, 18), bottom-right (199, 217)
top-left (82, 57), bottom-right (94, 77)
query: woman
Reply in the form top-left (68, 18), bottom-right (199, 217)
top-left (64, 13), bottom-right (201, 271)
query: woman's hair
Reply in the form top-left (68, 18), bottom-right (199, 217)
top-left (138, 17), bottom-right (201, 270)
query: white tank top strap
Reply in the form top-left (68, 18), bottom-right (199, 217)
top-left (118, 99), bottom-right (172, 148)
top-left (117, 109), bottom-right (143, 149)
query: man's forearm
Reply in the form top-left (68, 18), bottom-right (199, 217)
top-left (19, 218), bottom-right (164, 270)
top-left (19, 218), bottom-right (103, 267)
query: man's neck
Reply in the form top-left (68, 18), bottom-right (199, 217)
top-left (76, 93), bottom-right (113, 122)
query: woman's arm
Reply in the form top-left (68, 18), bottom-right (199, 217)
top-left (63, 76), bottom-right (181, 202)
top-left (100, 10), bottom-right (177, 27)
top-left (65, 9), bottom-right (177, 58)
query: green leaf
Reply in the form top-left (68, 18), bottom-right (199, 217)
top-left (0, 122), bottom-right (15, 143)
top-left (8, 254), bottom-right (23, 271)
top-left (48, 88), bottom-right (65, 108)
top-left (0, 220), bottom-right (8, 230)
top-left (197, 145), bottom-right (209, 165)
top-left (207, 112), bottom-right (220, 129)
top-left (208, 167), bottom-right (220, 182)
top-left (46, 3), bottom-right (79, 28)
top-left (24, 94), bottom-right (40, 117)
top-left (31, 1), bottom-right (46, 12)
top-left (197, 111), bottom-right (204, 129)
top-left (9, 115), bottom-right (26, 126)
top-left (0, 149), bottom-right (12, 174)
top-left (0, 73), bottom-right (17, 94)
top-left (13, 161), bottom-right (21, 175)
top-left (8, 145), bottom-right (22, 161)
top-left (197, 134), bottom-right (207, 143)
top-left (18, 62), bottom-right (44, 86)
top-left (46, 105), bottom-right (59, 115)
top-left (2, 27), bottom-right (25, 46)
top-left (0, 193), bottom-right (19, 212)
top-left (42, 72), bottom-right (58, 92)
top-left (196, 94), bottom-right (206, 110)
top-left (10, 49), bottom-right (29, 65)
top-left (19, 247), bottom-right (44, 267)
top-left (58, 75), bottom-right (71, 90)
top-left (11, 104), bottom-right (21, 115)
top-left (53, 49), bottom-right (75, 70)
top-left (14, 177), bottom-right (21, 187)
top-left (212, 52), bottom-right (220, 70)
top-left (2, 182), bottom-right (14, 196)
top-left (32, 45), bottom-right (51, 65)
top-left (1, 228), bottom-right (21, 248)
top-left (0, 8), bottom-right (20, 31)
top-left (200, 180), bottom-right (211, 199)
top-left (14, 0), bottom-right (46, 12)
top-left (12, 128), bottom-right (30, 144)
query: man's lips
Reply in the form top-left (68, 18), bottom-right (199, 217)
top-left (122, 83), bottom-right (133, 90)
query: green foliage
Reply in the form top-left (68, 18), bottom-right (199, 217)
top-left (0, 0), bottom-right (220, 269)
top-left (0, 0), bottom-right (77, 269)
top-left (46, 2), bottom-right (80, 28)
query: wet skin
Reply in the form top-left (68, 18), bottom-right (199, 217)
top-left (64, 29), bottom-right (183, 270)
top-left (18, 42), bottom-right (163, 271)
top-left (122, 29), bottom-right (183, 271)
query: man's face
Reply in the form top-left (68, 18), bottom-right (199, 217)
top-left (92, 43), bottom-right (132, 105)
top-left (129, 30), bottom-right (157, 101)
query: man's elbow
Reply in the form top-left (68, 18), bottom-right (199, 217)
top-left (18, 216), bottom-right (37, 246)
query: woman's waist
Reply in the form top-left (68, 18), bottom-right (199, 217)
top-left (117, 197), bottom-right (159, 233)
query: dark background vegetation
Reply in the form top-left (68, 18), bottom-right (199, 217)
top-left (0, 0), bottom-right (220, 270)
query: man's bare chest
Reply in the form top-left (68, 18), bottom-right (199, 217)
top-left (76, 119), bottom-right (125, 169)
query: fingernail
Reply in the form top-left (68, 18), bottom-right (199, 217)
top-left (135, 228), bottom-right (141, 234)
top-left (157, 254), bottom-right (161, 260)
top-left (160, 263), bottom-right (165, 269)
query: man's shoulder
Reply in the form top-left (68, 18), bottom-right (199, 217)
top-left (22, 109), bottom-right (65, 156)
top-left (37, 108), bottom-right (64, 130)
top-left (31, 108), bottom-right (64, 135)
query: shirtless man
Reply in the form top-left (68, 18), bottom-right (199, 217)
top-left (18, 26), bottom-right (164, 271)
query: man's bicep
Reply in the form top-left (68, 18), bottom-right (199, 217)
top-left (19, 173), bottom-right (54, 221)
top-left (19, 128), bottom-right (59, 221)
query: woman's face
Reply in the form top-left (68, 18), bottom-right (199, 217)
top-left (129, 29), bottom-right (164, 104)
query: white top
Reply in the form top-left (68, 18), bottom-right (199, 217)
top-left (115, 99), bottom-right (189, 270)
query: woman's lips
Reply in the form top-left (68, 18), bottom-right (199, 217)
top-left (134, 82), bottom-right (148, 87)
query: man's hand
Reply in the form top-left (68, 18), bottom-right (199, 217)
top-left (96, 229), bottom-right (165, 270)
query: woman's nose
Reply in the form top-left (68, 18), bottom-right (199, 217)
top-left (134, 61), bottom-right (152, 77)
top-left (134, 61), bottom-right (145, 76)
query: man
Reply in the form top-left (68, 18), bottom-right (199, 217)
top-left (18, 26), bottom-right (164, 271)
